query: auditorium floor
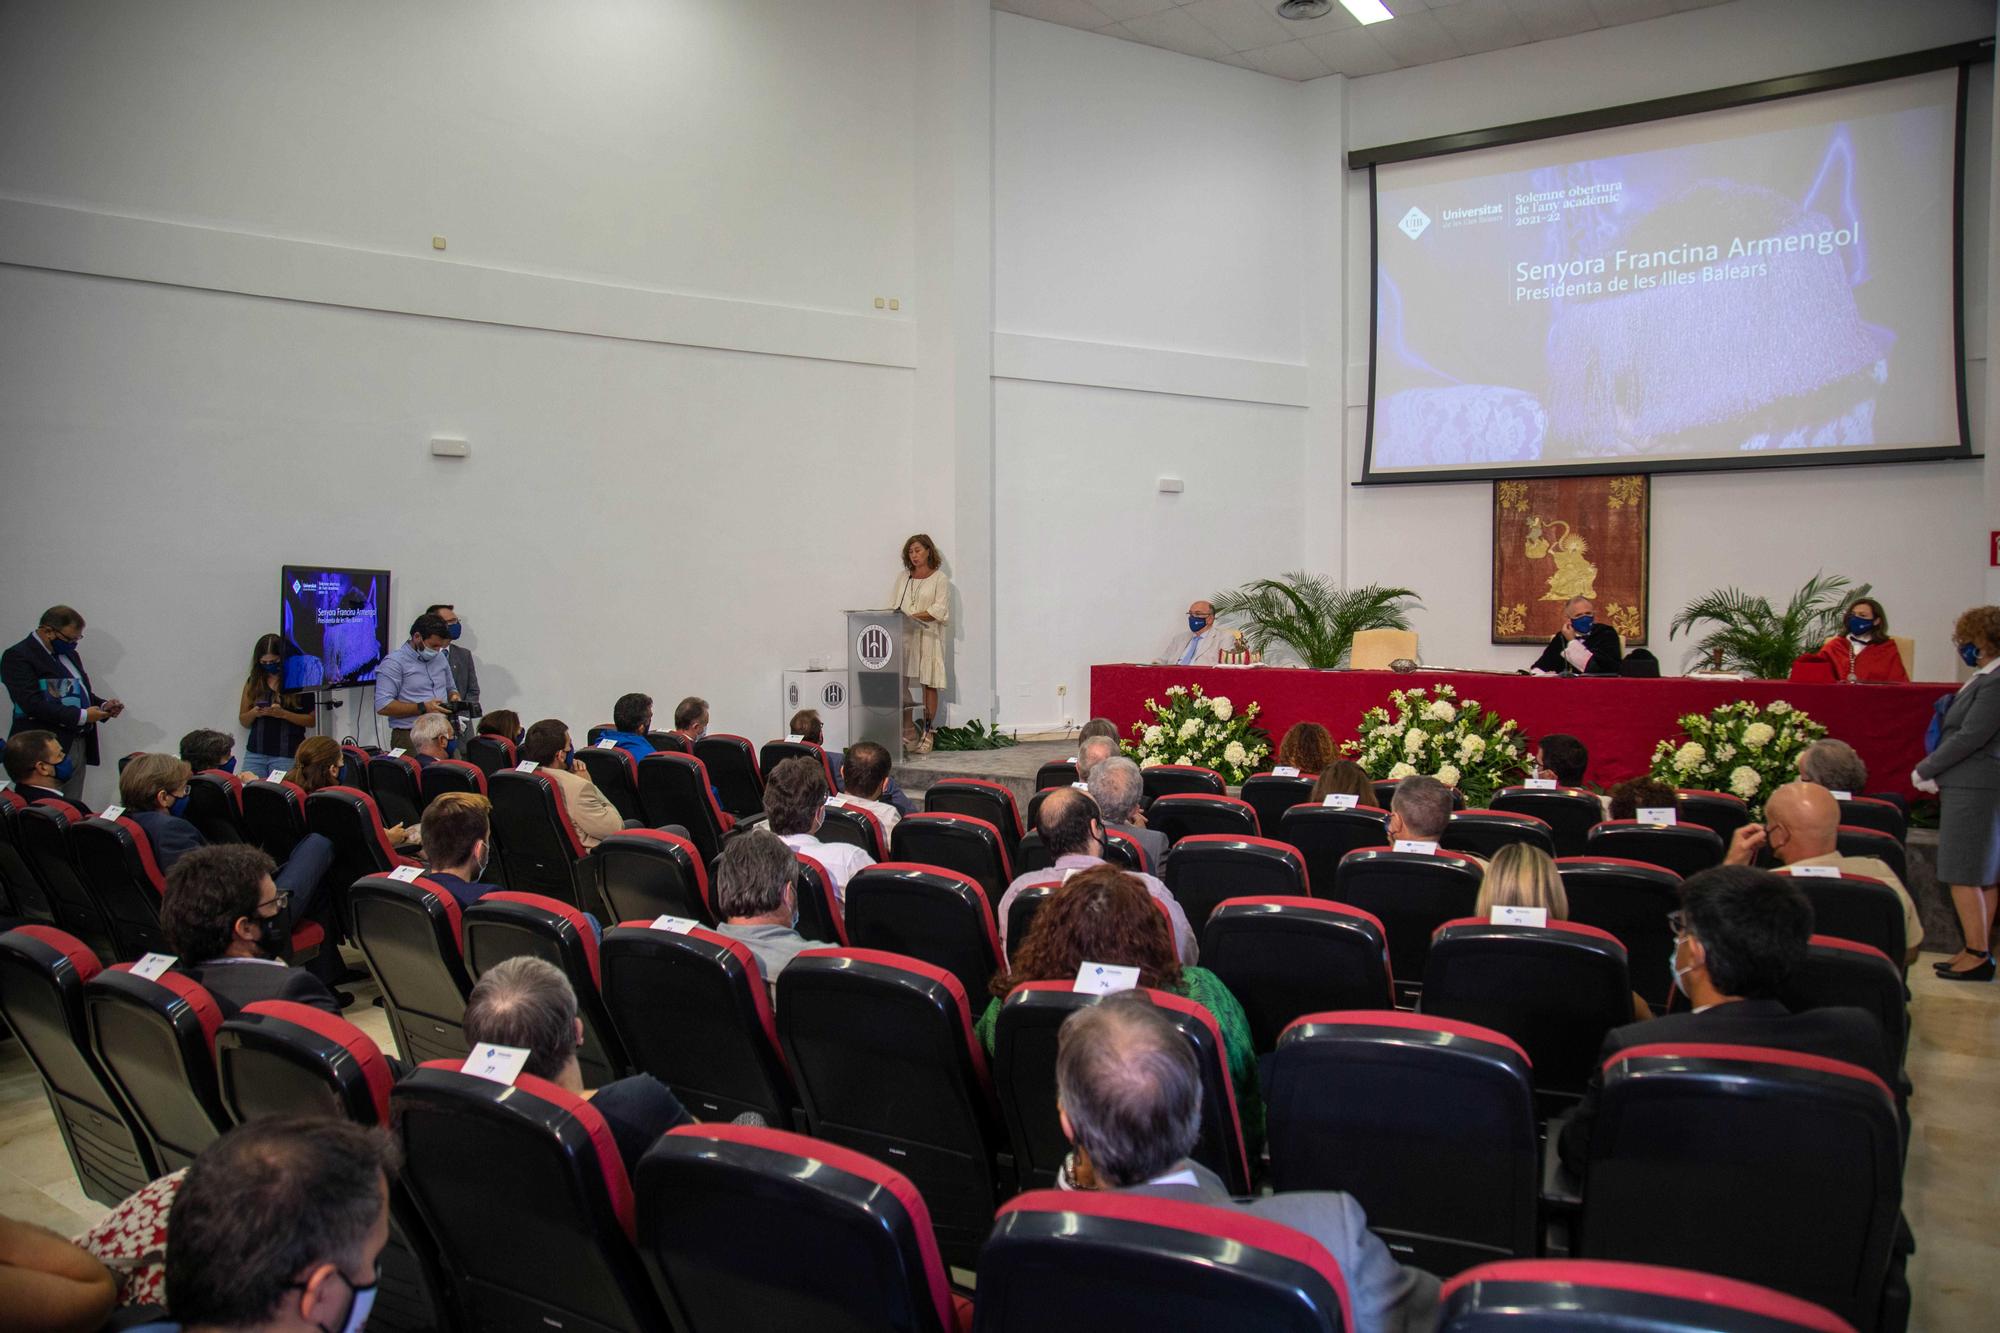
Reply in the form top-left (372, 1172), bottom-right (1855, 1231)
top-left (3, 950), bottom-right (1996, 1330)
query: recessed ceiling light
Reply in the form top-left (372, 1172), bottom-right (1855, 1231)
top-left (1276, 0), bottom-right (1332, 18)
top-left (1337, 0), bottom-right (1396, 25)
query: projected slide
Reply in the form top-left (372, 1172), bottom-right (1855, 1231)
top-left (1367, 70), bottom-right (1963, 479)
top-left (280, 566), bottom-right (391, 688)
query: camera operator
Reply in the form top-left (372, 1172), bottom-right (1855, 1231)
top-left (374, 613), bottom-right (456, 751)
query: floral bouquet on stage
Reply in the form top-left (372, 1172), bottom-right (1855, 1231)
top-left (1343, 683), bottom-right (1529, 807)
top-left (1647, 698), bottom-right (1825, 814)
top-left (1123, 683), bottom-right (1271, 785)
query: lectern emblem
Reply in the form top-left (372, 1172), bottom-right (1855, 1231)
top-left (787, 683), bottom-right (799, 707)
top-left (822, 682), bottom-right (845, 708)
top-left (857, 626), bottom-right (892, 671)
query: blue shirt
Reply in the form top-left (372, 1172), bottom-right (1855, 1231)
top-left (600, 731), bottom-right (655, 762)
top-left (374, 642), bottom-right (455, 721)
top-left (424, 870), bottom-right (499, 909)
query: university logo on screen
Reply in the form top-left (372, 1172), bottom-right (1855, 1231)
top-left (1398, 206), bottom-right (1431, 240)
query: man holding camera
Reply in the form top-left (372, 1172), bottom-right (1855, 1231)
top-left (374, 612), bottom-right (458, 750)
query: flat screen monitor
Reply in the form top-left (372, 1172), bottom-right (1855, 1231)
top-left (280, 566), bottom-right (391, 688)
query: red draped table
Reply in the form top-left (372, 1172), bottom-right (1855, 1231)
top-left (1090, 665), bottom-right (1958, 800)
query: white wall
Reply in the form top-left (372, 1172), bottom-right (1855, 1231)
top-left (1340, 0), bottom-right (1998, 681)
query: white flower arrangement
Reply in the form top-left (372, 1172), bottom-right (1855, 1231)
top-left (1343, 683), bottom-right (1528, 807)
top-left (1122, 682), bottom-right (1270, 784)
top-left (1648, 699), bottom-right (1826, 815)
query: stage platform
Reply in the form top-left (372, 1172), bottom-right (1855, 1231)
top-left (896, 739), bottom-right (1074, 808)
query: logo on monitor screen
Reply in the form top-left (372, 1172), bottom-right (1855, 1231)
top-left (1398, 206), bottom-right (1431, 240)
top-left (290, 578), bottom-right (303, 596)
top-left (856, 626), bottom-right (892, 671)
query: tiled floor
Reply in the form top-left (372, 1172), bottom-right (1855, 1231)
top-left (4, 949), bottom-right (1995, 1329)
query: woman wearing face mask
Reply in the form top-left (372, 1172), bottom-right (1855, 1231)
top-left (1818, 596), bottom-right (1908, 683)
top-left (889, 533), bottom-right (950, 753)
top-left (237, 633), bottom-right (318, 778)
top-left (1914, 606), bottom-right (2000, 981)
top-left (1526, 596), bottom-right (1623, 676)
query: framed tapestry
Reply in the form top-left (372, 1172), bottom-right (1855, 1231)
top-left (1492, 475), bottom-right (1649, 645)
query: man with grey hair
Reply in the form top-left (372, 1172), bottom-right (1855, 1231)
top-left (1797, 737), bottom-right (1870, 796)
top-left (1056, 995), bottom-right (1438, 1331)
top-left (1077, 734), bottom-right (1119, 780)
top-left (712, 828), bottom-right (813, 1001)
top-left (1156, 600), bottom-right (1224, 667)
top-left (1088, 755), bottom-right (1168, 869)
top-left (408, 711), bottom-right (452, 767)
top-left (1528, 596), bottom-right (1623, 675)
top-left (1388, 774), bottom-right (1455, 847)
top-left (994, 786), bottom-right (1195, 963)
top-left (462, 956), bottom-right (693, 1171)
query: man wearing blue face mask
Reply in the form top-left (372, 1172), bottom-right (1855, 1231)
top-left (1155, 600), bottom-right (1224, 668)
top-left (425, 602), bottom-right (481, 743)
top-left (4, 604), bottom-right (126, 804)
top-left (1527, 596), bottom-right (1624, 676)
top-left (373, 613), bottom-right (456, 750)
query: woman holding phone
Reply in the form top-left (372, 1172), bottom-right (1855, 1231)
top-left (238, 633), bottom-right (317, 779)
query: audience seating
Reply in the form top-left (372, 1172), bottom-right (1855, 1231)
top-left (1489, 787), bottom-right (1604, 858)
top-left (845, 864), bottom-right (1003, 1003)
top-left (1584, 821), bottom-right (1725, 878)
top-left (1145, 793), bottom-right (1260, 846)
top-left (1140, 763), bottom-right (1226, 810)
top-left (976, 1189), bottom-right (1353, 1333)
top-left (367, 752), bottom-right (426, 827)
top-left (1201, 898), bottom-right (1394, 1051)
top-left (339, 744), bottom-right (374, 788)
top-left (488, 768), bottom-right (591, 907)
top-left (1575, 1043), bottom-right (1902, 1331)
top-left (349, 875), bottom-right (475, 1066)
top-left (588, 830), bottom-right (713, 925)
top-left (84, 964), bottom-right (228, 1172)
top-left (637, 1124), bottom-right (972, 1333)
top-left (1782, 935), bottom-right (1910, 1086)
top-left (304, 787), bottom-right (420, 918)
top-left (776, 949), bottom-right (1006, 1269)
top-left (462, 892), bottom-right (628, 1088)
top-left (1161, 835), bottom-right (1309, 935)
top-left (1102, 827), bottom-right (1151, 874)
top-left (923, 779), bottom-right (1026, 861)
top-left (185, 770), bottom-right (250, 843)
top-left (599, 923), bottom-right (798, 1128)
top-left (69, 814), bottom-right (170, 960)
top-left (394, 1063), bottom-right (671, 1331)
top-left (818, 802), bottom-right (888, 860)
top-left (0, 790), bottom-right (58, 925)
top-left (1277, 804), bottom-right (1392, 899)
top-left (0, 926), bottom-right (156, 1205)
top-left (890, 814), bottom-right (1013, 912)
top-left (1001, 883), bottom-right (1053, 962)
top-left (1376, 777), bottom-right (1466, 811)
top-left (419, 757), bottom-right (487, 808)
top-left (1267, 1011), bottom-right (1537, 1275)
top-left (20, 801), bottom-right (117, 960)
top-left (575, 745), bottom-right (644, 824)
top-left (1420, 919), bottom-right (1632, 1106)
top-left (636, 753), bottom-right (735, 866)
top-left (1836, 825), bottom-right (1907, 883)
top-left (1442, 810), bottom-right (1555, 860)
top-left (693, 734), bottom-right (765, 819)
top-left (1011, 830), bottom-right (1051, 877)
top-left (462, 734), bottom-right (516, 777)
top-left (1439, 1259), bottom-right (1858, 1333)
top-left (759, 738), bottom-right (839, 793)
top-left (1033, 759), bottom-right (1079, 791)
top-left (1777, 868), bottom-right (1908, 966)
top-left (647, 730), bottom-right (690, 754)
top-left (1675, 790), bottom-right (1751, 845)
top-left (1239, 774), bottom-right (1314, 841)
top-left (241, 777), bottom-right (309, 864)
top-left (1332, 848), bottom-right (1484, 1000)
top-left (1558, 858), bottom-right (1683, 1012)
top-left (792, 855), bottom-right (849, 946)
top-left (1837, 797), bottom-right (1907, 843)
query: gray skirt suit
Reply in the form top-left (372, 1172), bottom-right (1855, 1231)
top-left (1916, 666), bottom-right (2000, 886)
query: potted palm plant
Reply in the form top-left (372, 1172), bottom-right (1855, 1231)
top-left (1669, 572), bottom-right (1869, 679)
top-left (1210, 573), bottom-right (1421, 670)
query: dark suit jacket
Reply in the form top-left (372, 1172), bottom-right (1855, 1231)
top-left (1558, 997), bottom-right (1888, 1173)
top-left (183, 958), bottom-right (340, 1018)
top-left (16, 785), bottom-right (89, 816)
top-left (1530, 623), bottom-right (1623, 676)
top-left (1917, 667), bottom-right (2000, 790)
top-left (3, 633), bottom-right (104, 764)
top-left (130, 811), bottom-right (208, 873)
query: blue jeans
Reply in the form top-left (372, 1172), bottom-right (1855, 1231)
top-left (241, 751), bottom-right (288, 780)
top-left (276, 832), bottom-right (336, 921)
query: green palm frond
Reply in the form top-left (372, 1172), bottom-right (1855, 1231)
top-left (1210, 573), bottom-right (1421, 669)
top-left (1669, 573), bottom-right (1867, 679)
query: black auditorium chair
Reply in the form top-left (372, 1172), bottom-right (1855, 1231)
top-left (419, 757), bottom-right (487, 808)
top-left (1439, 1259), bottom-right (1858, 1333)
top-left (777, 948), bottom-right (1005, 1269)
top-left (488, 768), bottom-right (591, 907)
top-left (1575, 1043), bottom-right (1903, 1332)
top-left (304, 786), bottom-right (420, 908)
top-left (1140, 763), bottom-right (1225, 810)
top-left (1001, 883), bottom-right (1054, 963)
top-left (241, 776), bottom-right (309, 864)
top-left (184, 770), bottom-right (250, 843)
top-left (1584, 820), bottom-right (1724, 879)
top-left (791, 855), bottom-right (850, 946)
top-left (1777, 867), bottom-right (1908, 966)
top-left (367, 752), bottom-right (426, 827)
top-left (1837, 796), bottom-right (1906, 843)
top-left (1489, 786), bottom-right (1604, 858)
top-left (1783, 935), bottom-right (1910, 1093)
top-left (758, 738), bottom-right (839, 793)
top-left (462, 733), bottom-right (516, 777)
top-left (637, 1124), bottom-right (972, 1333)
top-left (84, 964), bottom-right (229, 1172)
top-left (1267, 1011), bottom-right (1537, 1275)
top-left (0, 789), bottom-right (58, 925)
top-left (818, 802), bottom-right (888, 860)
top-left (1675, 789), bottom-right (1751, 844)
top-left (1420, 919), bottom-right (1632, 1106)
top-left (636, 753), bottom-right (736, 866)
top-left (977, 1189), bottom-right (1353, 1333)
top-left (647, 730), bottom-right (690, 754)
top-left (924, 779), bottom-right (1026, 861)
top-left (576, 744), bottom-right (644, 824)
top-left (1200, 898), bottom-right (1394, 1052)
top-left (70, 814), bottom-right (173, 961)
top-left (1240, 773), bottom-right (1313, 841)
top-left (1161, 835), bottom-right (1309, 935)
top-left (393, 1062), bottom-right (671, 1332)
top-left (1558, 858), bottom-right (1683, 1013)
top-left (1145, 793), bottom-right (1259, 846)
top-left (462, 891), bottom-right (628, 1088)
top-left (1836, 825), bottom-right (1907, 883)
top-left (694, 734), bottom-right (765, 819)
top-left (588, 830), bottom-right (713, 925)
top-left (1278, 804), bottom-right (1391, 898)
top-left (1376, 778), bottom-right (1465, 811)
top-left (0, 925), bottom-right (156, 1205)
top-left (844, 864), bottom-right (1003, 1004)
top-left (891, 814), bottom-right (1013, 912)
top-left (1102, 827), bottom-right (1151, 874)
top-left (349, 874), bottom-right (476, 1066)
top-left (1442, 810), bottom-right (1554, 860)
top-left (1033, 758), bottom-right (1079, 791)
top-left (1332, 848), bottom-right (1483, 1001)
top-left (339, 744), bottom-right (374, 789)
top-left (599, 922), bottom-right (799, 1128)
top-left (1011, 831), bottom-right (1052, 878)
top-left (19, 801), bottom-right (117, 960)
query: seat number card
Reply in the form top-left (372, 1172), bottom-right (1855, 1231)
top-left (462, 1044), bottom-right (531, 1086)
top-left (1788, 865), bottom-right (1842, 878)
top-left (387, 865), bottom-right (423, 883)
top-left (1272, 766), bottom-right (1300, 778)
top-left (389, 748), bottom-right (407, 758)
top-left (785, 734), bottom-right (804, 743)
top-left (595, 738), bottom-right (618, 749)
top-left (130, 952), bottom-right (178, 980)
top-left (1491, 905), bottom-right (1547, 927)
top-left (1323, 793), bottom-right (1360, 809)
top-left (103, 805), bottom-right (126, 820)
top-left (651, 915), bottom-right (698, 933)
top-left (1524, 778), bottom-right (1558, 790)
top-left (1074, 962), bottom-right (1141, 995)
top-left (514, 761), bottom-right (540, 773)
top-left (1830, 790), bottom-right (1854, 800)
top-left (1636, 808), bottom-right (1677, 826)
top-left (269, 770), bottom-right (288, 784)
top-left (1393, 839), bottom-right (1439, 854)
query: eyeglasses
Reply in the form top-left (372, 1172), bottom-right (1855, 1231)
top-left (259, 890), bottom-right (293, 919)
top-left (1666, 910), bottom-right (1691, 940)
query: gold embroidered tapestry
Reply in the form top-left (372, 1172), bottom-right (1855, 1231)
top-left (1492, 475), bottom-right (1649, 645)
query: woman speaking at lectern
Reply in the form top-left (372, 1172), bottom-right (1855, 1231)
top-left (891, 533), bottom-right (949, 753)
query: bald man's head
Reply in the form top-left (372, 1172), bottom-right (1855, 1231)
top-left (1038, 785), bottom-right (1103, 858)
top-left (1764, 781), bottom-right (1839, 861)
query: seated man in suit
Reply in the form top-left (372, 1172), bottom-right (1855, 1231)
top-left (462, 956), bottom-right (694, 1173)
top-left (712, 829), bottom-right (813, 1003)
top-left (995, 786), bottom-right (1196, 964)
top-left (1056, 994), bottom-right (1438, 1332)
top-left (419, 792), bottom-right (500, 909)
top-left (1528, 597), bottom-right (1623, 676)
top-left (3, 729), bottom-right (89, 813)
top-left (407, 711), bottom-right (452, 769)
top-left (1155, 600), bottom-right (1225, 667)
top-left (520, 718), bottom-right (626, 849)
top-left (161, 844), bottom-right (341, 1016)
top-left (123, 753), bottom-right (336, 918)
top-left (1558, 864), bottom-right (1888, 1174)
top-left (1725, 780), bottom-right (1921, 966)
top-left (1086, 756), bottom-right (1167, 870)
